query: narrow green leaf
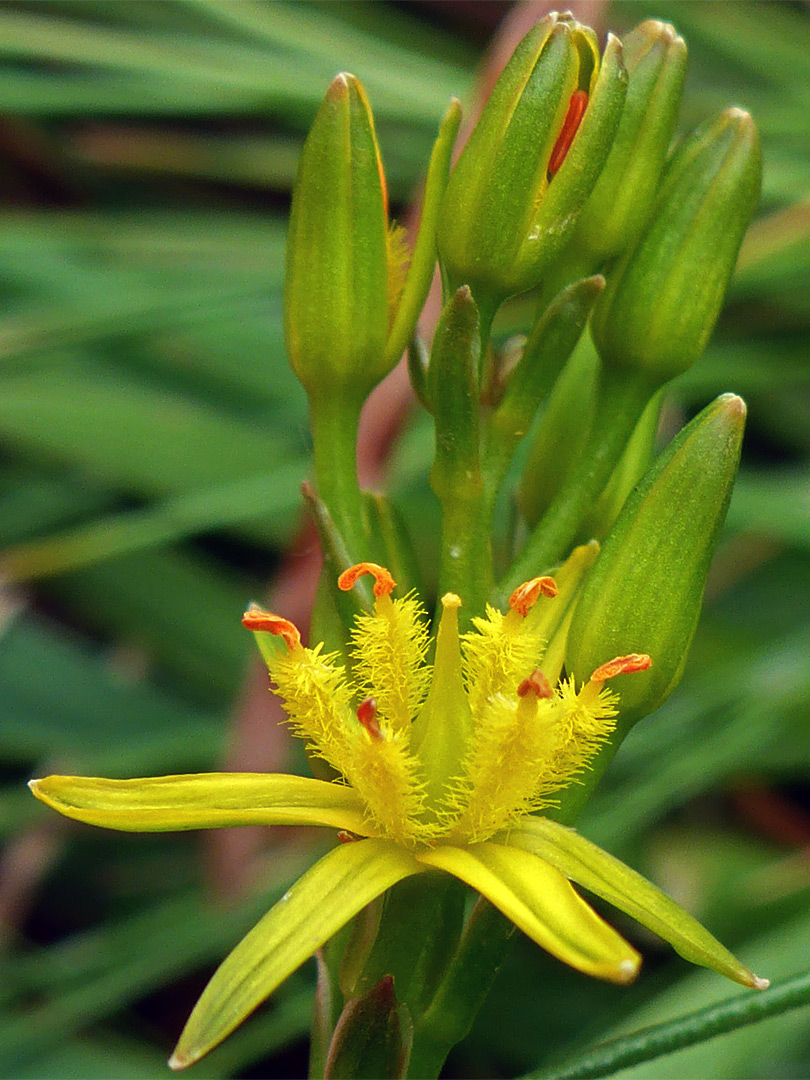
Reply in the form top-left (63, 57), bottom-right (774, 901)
top-left (532, 970), bottom-right (810, 1080)
top-left (0, 467), bottom-right (306, 583)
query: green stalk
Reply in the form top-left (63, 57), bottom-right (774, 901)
top-left (436, 482), bottom-right (493, 622)
top-left (429, 286), bottom-right (494, 623)
top-left (408, 898), bottom-right (516, 1078)
top-left (309, 391), bottom-right (368, 565)
top-left (499, 368), bottom-right (655, 597)
top-left (532, 971), bottom-right (810, 1080)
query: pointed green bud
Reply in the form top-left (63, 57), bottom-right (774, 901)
top-left (567, 20), bottom-right (687, 264)
top-left (437, 14), bottom-right (627, 309)
top-left (567, 393), bottom-right (746, 724)
top-left (385, 97), bottom-right (461, 372)
top-left (591, 108), bottom-right (762, 382)
top-left (285, 73), bottom-right (392, 402)
top-left (324, 976), bottom-right (412, 1080)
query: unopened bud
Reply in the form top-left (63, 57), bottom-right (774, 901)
top-left (567, 19), bottom-right (687, 264)
top-left (437, 13), bottom-right (626, 308)
top-left (285, 74), bottom-right (391, 401)
top-left (568, 393), bottom-right (747, 721)
top-left (591, 108), bottom-right (761, 382)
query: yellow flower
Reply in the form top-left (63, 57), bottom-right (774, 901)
top-left (29, 561), bottom-right (766, 1070)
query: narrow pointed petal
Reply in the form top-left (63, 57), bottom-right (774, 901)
top-left (170, 839), bottom-right (423, 1070)
top-left (506, 816), bottom-right (767, 988)
top-left (29, 773), bottom-right (370, 835)
top-left (416, 842), bottom-right (639, 984)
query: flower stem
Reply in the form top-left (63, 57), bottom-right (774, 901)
top-left (408, 897), bottom-right (516, 1078)
top-left (429, 285), bottom-right (495, 624)
top-left (309, 391), bottom-right (368, 565)
top-left (436, 484), bottom-right (493, 624)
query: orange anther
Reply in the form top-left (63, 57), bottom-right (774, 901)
top-left (338, 562), bottom-right (396, 598)
top-left (517, 669), bottom-right (554, 699)
top-left (356, 697), bottom-right (382, 739)
top-left (337, 830), bottom-right (359, 844)
top-left (548, 89), bottom-right (589, 177)
top-left (241, 605), bottom-right (301, 651)
top-left (509, 576), bottom-right (558, 616)
top-left (590, 653), bottom-right (652, 683)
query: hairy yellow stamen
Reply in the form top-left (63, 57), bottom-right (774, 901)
top-left (462, 608), bottom-right (544, 717)
top-left (270, 644), bottom-right (354, 772)
top-left (349, 583), bottom-right (430, 736)
top-left (340, 725), bottom-right (434, 847)
top-left (447, 667), bottom-right (625, 843)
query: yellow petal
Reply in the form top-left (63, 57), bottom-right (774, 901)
top-left (416, 841), bottom-right (639, 984)
top-left (506, 816), bottom-right (768, 988)
top-left (29, 773), bottom-right (369, 835)
top-left (169, 838), bottom-right (423, 1069)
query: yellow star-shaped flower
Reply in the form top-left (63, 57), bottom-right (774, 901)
top-left (29, 561), bottom-right (766, 1069)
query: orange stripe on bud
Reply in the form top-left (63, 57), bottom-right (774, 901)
top-left (338, 562), bottom-right (396, 597)
top-left (356, 697), bottom-right (382, 739)
top-left (517, 669), bottom-right (554, 699)
top-left (590, 653), bottom-right (652, 683)
top-left (509, 576), bottom-right (558, 616)
top-left (548, 89), bottom-right (589, 178)
top-left (241, 605), bottom-right (301, 651)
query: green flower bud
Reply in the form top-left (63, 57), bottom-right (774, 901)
top-left (591, 107), bottom-right (762, 383)
top-left (487, 277), bottom-right (603, 503)
top-left (554, 393), bottom-right (746, 821)
top-left (567, 20), bottom-right (687, 265)
top-left (285, 73), bottom-right (391, 400)
top-left (567, 392), bottom-right (746, 723)
top-left (437, 13), bottom-right (627, 310)
top-left (286, 75), bottom-right (461, 407)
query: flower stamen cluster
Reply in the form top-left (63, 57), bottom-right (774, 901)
top-left (244, 562), bottom-right (649, 849)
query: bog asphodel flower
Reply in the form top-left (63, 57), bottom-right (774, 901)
top-left (29, 562), bottom-right (766, 1069)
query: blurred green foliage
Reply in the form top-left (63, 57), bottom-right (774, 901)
top-left (0, 2), bottom-right (808, 1077)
